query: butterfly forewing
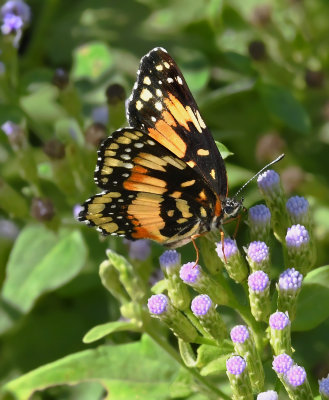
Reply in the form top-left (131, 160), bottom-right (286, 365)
top-left (127, 47), bottom-right (227, 197)
top-left (79, 128), bottom-right (219, 247)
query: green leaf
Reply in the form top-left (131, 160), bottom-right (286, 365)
top-left (72, 42), bottom-right (113, 81)
top-left (1, 225), bottom-right (87, 313)
top-left (2, 335), bottom-right (179, 400)
top-left (215, 141), bottom-right (234, 159)
top-left (293, 265), bottom-right (329, 331)
top-left (258, 83), bottom-right (311, 134)
top-left (151, 278), bottom-right (168, 294)
top-left (83, 320), bottom-right (140, 344)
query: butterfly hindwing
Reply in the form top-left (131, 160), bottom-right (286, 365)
top-left (79, 128), bottom-right (220, 247)
top-left (127, 47), bottom-right (228, 198)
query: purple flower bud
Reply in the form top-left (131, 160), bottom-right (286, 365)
top-left (249, 204), bottom-right (271, 225)
top-left (257, 391), bottom-right (278, 400)
top-left (247, 241), bottom-right (269, 264)
top-left (286, 196), bottom-right (309, 218)
top-left (1, 12), bottom-right (22, 34)
top-left (126, 239), bottom-right (150, 261)
top-left (248, 270), bottom-right (269, 292)
top-left (216, 238), bottom-right (238, 261)
top-left (73, 204), bottom-right (83, 220)
top-left (191, 294), bottom-right (212, 316)
top-left (226, 356), bottom-right (247, 375)
top-left (285, 365), bottom-right (307, 387)
top-left (230, 325), bottom-right (250, 343)
top-left (159, 250), bottom-right (180, 270)
top-left (272, 353), bottom-right (293, 374)
top-left (257, 169), bottom-right (280, 192)
top-left (0, 61), bottom-right (5, 75)
top-left (319, 375), bottom-right (329, 396)
top-left (1, 0), bottom-right (31, 23)
top-left (1, 120), bottom-right (20, 136)
top-left (147, 294), bottom-right (168, 315)
top-left (180, 262), bottom-right (201, 284)
top-left (278, 268), bottom-right (303, 291)
top-left (269, 312), bottom-right (290, 330)
top-left (286, 224), bottom-right (309, 247)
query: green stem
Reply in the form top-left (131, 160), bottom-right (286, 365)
top-left (185, 309), bottom-right (212, 339)
top-left (143, 316), bottom-right (230, 399)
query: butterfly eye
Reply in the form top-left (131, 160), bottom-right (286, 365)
top-left (223, 199), bottom-right (243, 218)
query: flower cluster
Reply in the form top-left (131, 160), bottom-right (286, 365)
top-left (100, 169), bottom-right (319, 399)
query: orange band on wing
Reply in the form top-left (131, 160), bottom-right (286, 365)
top-left (215, 197), bottom-right (222, 216)
top-left (149, 119), bottom-right (187, 158)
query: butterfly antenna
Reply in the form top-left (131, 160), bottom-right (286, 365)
top-left (234, 153), bottom-right (285, 198)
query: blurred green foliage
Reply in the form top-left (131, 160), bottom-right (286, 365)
top-left (0, 0), bottom-right (329, 399)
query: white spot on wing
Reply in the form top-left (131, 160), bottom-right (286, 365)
top-left (177, 76), bottom-right (183, 85)
top-left (134, 142), bottom-right (143, 148)
top-left (156, 89), bottom-right (162, 96)
top-left (155, 102), bottom-right (163, 111)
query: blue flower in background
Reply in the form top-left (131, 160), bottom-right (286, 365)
top-left (1, 0), bottom-right (31, 46)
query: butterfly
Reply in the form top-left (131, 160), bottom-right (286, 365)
top-left (78, 47), bottom-right (243, 255)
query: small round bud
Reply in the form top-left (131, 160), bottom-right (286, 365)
top-left (248, 270), bottom-right (269, 292)
top-left (286, 196), bottom-right (309, 219)
top-left (147, 294), bottom-right (168, 315)
top-left (269, 311), bottom-right (290, 330)
top-left (125, 239), bottom-right (150, 261)
top-left (43, 138), bottom-right (65, 159)
top-left (257, 391), bottom-right (278, 400)
top-left (52, 68), bottom-right (69, 89)
top-left (180, 262), bottom-right (201, 284)
top-left (286, 224), bottom-right (309, 248)
top-left (248, 40), bottom-right (267, 61)
top-left (1, 121), bottom-right (26, 149)
top-left (226, 356), bottom-right (247, 375)
top-left (216, 238), bottom-right (238, 261)
top-left (285, 365), bottom-right (307, 387)
top-left (159, 250), bottom-right (180, 270)
top-left (272, 353), bottom-right (293, 374)
top-left (247, 241), bottom-right (269, 265)
top-left (191, 294), bottom-right (212, 316)
top-left (248, 205), bottom-right (271, 226)
top-left (30, 197), bottom-right (55, 222)
top-left (278, 268), bottom-right (303, 291)
top-left (105, 83), bottom-right (126, 105)
top-left (230, 325), bottom-right (249, 343)
top-left (85, 122), bottom-right (107, 147)
top-left (319, 375), bottom-right (329, 397)
top-left (257, 169), bottom-right (280, 193)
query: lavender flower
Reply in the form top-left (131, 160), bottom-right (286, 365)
top-left (269, 312), bottom-right (291, 355)
top-left (159, 250), bottom-right (190, 311)
top-left (248, 204), bottom-right (271, 242)
top-left (277, 268), bottom-right (303, 320)
top-left (319, 374), bottom-right (329, 399)
top-left (148, 293), bottom-right (168, 315)
top-left (257, 169), bottom-right (288, 242)
top-left (286, 196), bottom-right (310, 227)
top-left (246, 241), bottom-right (270, 273)
top-left (180, 262), bottom-right (229, 305)
top-left (272, 353), bottom-right (293, 374)
top-left (1, 0), bottom-right (30, 46)
top-left (248, 271), bottom-right (271, 321)
top-left (257, 391), bottom-right (278, 400)
top-left (285, 224), bottom-right (314, 275)
top-left (216, 238), bottom-right (248, 283)
top-left (147, 294), bottom-right (198, 343)
top-left (226, 356), bottom-right (253, 400)
top-left (125, 239), bottom-right (150, 261)
top-left (230, 325), bottom-right (264, 392)
top-left (285, 365), bottom-right (313, 399)
top-left (191, 295), bottom-right (227, 343)
top-left (286, 365), bottom-right (306, 387)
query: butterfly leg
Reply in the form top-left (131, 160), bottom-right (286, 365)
top-left (220, 229), bottom-right (227, 263)
top-left (191, 234), bottom-right (201, 267)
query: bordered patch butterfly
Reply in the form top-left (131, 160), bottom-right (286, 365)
top-left (78, 48), bottom-right (245, 254)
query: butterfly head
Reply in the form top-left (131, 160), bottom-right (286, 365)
top-left (222, 197), bottom-right (244, 220)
